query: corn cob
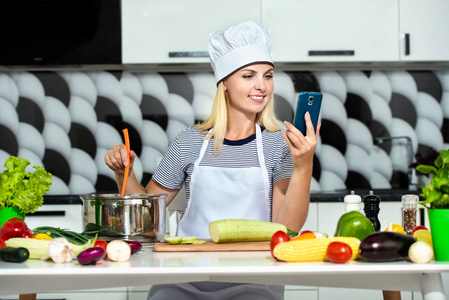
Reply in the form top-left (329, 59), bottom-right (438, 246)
top-left (5, 238), bottom-right (94, 260)
top-left (273, 237), bottom-right (360, 262)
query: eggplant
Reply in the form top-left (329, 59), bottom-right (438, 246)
top-left (125, 240), bottom-right (142, 254)
top-left (77, 247), bottom-right (106, 265)
top-left (359, 231), bottom-right (416, 262)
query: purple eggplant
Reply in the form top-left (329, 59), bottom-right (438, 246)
top-left (77, 247), bottom-right (106, 265)
top-left (359, 231), bottom-right (416, 262)
top-left (125, 240), bottom-right (142, 254)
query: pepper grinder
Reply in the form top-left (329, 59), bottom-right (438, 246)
top-left (363, 191), bottom-right (381, 231)
top-left (344, 190), bottom-right (362, 212)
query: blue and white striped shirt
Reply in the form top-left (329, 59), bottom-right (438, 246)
top-left (152, 126), bottom-right (293, 215)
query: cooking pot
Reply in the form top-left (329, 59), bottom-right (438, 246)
top-left (80, 193), bottom-right (166, 243)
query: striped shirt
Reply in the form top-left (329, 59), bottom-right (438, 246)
top-left (152, 126), bottom-right (293, 215)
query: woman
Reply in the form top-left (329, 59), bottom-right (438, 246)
top-left (105, 20), bottom-right (320, 300)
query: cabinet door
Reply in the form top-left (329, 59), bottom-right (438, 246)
top-left (261, 0), bottom-right (399, 62)
top-left (122, 0), bottom-right (261, 64)
top-left (399, 0), bottom-right (449, 61)
top-left (25, 204), bottom-right (83, 232)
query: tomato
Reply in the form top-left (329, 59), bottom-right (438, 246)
top-left (94, 240), bottom-right (108, 251)
top-left (0, 238), bottom-right (5, 249)
top-left (270, 231), bottom-right (290, 260)
top-left (0, 217), bottom-right (28, 238)
top-left (411, 225), bottom-right (429, 236)
top-left (326, 241), bottom-right (353, 263)
top-left (0, 232), bottom-right (9, 242)
top-left (22, 228), bottom-right (35, 238)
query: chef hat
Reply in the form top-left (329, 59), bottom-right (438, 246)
top-left (209, 20), bottom-right (273, 83)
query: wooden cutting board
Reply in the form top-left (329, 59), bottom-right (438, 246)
top-left (153, 240), bottom-right (270, 252)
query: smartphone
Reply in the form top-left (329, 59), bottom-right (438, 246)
top-left (293, 92), bottom-right (322, 135)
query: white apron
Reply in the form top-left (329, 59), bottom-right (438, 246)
top-left (177, 123), bottom-right (271, 238)
top-left (148, 124), bottom-right (284, 300)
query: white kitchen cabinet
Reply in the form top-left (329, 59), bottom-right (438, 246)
top-left (122, 0), bottom-right (261, 64)
top-left (25, 204), bottom-right (83, 232)
top-left (261, 0), bottom-right (399, 63)
top-left (2, 288), bottom-right (127, 300)
top-left (399, 0), bottom-right (449, 61)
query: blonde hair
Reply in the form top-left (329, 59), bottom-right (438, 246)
top-left (194, 81), bottom-right (283, 154)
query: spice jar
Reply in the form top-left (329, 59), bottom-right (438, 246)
top-left (401, 194), bottom-right (419, 234)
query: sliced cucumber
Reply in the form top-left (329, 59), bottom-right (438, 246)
top-left (165, 236), bottom-right (183, 245)
top-left (191, 240), bottom-right (206, 245)
top-left (180, 236), bottom-right (198, 244)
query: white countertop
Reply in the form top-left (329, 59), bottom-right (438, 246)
top-left (1, 247), bottom-right (449, 299)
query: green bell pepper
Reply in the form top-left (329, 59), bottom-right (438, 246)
top-left (334, 211), bottom-right (375, 241)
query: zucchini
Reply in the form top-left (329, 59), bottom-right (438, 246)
top-left (0, 247), bottom-right (30, 262)
top-left (209, 219), bottom-right (287, 243)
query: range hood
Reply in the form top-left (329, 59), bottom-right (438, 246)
top-left (0, 0), bottom-right (121, 69)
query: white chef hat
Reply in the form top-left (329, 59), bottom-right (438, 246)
top-left (209, 20), bottom-right (273, 84)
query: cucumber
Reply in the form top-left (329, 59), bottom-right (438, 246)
top-left (209, 219), bottom-right (287, 243)
top-left (165, 236), bottom-right (183, 245)
top-left (0, 247), bottom-right (30, 262)
top-left (180, 236), bottom-right (198, 244)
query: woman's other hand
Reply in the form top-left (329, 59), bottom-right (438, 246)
top-left (282, 112), bottom-right (320, 169)
top-left (104, 144), bottom-right (137, 174)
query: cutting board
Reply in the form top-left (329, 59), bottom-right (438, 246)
top-left (153, 240), bottom-right (270, 252)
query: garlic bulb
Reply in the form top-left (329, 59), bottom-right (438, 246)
top-left (48, 237), bottom-right (75, 263)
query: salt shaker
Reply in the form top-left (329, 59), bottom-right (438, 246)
top-left (401, 194), bottom-right (419, 234)
top-left (344, 190), bottom-right (362, 212)
top-left (363, 191), bottom-right (381, 231)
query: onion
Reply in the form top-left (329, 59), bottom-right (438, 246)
top-left (125, 240), bottom-right (142, 254)
top-left (107, 240), bottom-right (131, 262)
top-left (77, 247), bottom-right (106, 265)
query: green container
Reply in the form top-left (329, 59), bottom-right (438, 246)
top-left (428, 209), bottom-right (449, 262)
top-left (0, 207), bottom-right (25, 228)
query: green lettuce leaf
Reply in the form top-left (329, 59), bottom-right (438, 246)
top-left (0, 156), bottom-right (52, 214)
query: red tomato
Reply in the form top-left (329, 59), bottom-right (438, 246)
top-left (270, 230), bottom-right (290, 260)
top-left (94, 240), bottom-right (109, 258)
top-left (411, 225), bottom-right (429, 236)
top-left (94, 240), bottom-right (108, 250)
top-left (0, 238), bottom-right (5, 249)
top-left (22, 228), bottom-right (35, 238)
top-left (0, 217), bottom-right (28, 238)
top-left (0, 232), bottom-right (9, 242)
top-left (326, 241), bottom-right (353, 263)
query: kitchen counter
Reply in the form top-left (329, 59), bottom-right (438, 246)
top-left (0, 247), bottom-right (447, 300)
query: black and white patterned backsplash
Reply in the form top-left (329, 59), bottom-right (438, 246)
top-left (0, 70), bottom-right (447, 194)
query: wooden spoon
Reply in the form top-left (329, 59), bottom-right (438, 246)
top-left (121, 128), bottom-right (130, 196)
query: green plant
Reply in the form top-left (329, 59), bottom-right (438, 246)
top-left (0, 156), bottom-right (52, 214)
top-left (416, 149), bottom-right (449, 209)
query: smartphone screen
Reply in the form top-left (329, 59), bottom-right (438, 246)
top-left (293, 92), bottom-right (322, 135)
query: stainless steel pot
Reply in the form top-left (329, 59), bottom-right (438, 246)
top-left (80, 193), bottom-right (166, 243)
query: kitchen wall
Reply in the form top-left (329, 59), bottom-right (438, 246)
top-left (0, 69), bottom-right (447, 195)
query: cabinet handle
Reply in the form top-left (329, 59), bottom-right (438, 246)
top-left (26, 211), bottom-right (66, 217)
top-left (308, 50), bottom-right (355, 56)
top-left (405, 33), bottom-right (410, 55)
top-left (168, 51), bottom-right (209, 58)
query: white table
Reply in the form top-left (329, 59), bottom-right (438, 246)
top-left (0, 247), bottom-right (448, 300)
